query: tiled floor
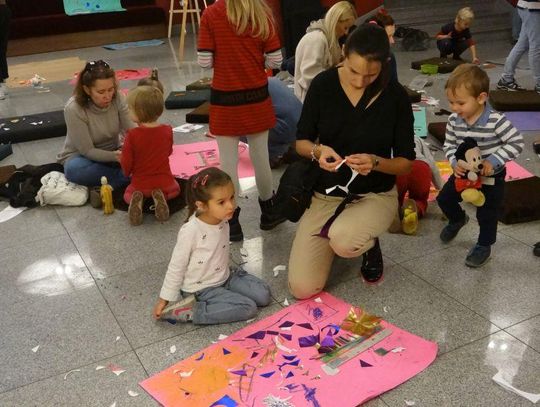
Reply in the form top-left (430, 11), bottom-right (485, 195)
top-left (1, 32), bottom-right (539, 406)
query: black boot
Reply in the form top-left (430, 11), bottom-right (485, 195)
top-left (229, 207), bottom-right (244, 242)
top-left (360, 238), bottom-right (383, 284)
top-left (259, 195), bottom-right (287, 230)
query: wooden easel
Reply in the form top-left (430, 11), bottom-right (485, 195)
top-left (167, 0), bottom-right (208, 61)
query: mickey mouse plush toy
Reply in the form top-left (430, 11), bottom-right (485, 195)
top-left (454, 137), bottom-right (485, 207)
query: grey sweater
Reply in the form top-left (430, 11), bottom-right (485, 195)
top-left (57, 94), bottom-right (134, 164)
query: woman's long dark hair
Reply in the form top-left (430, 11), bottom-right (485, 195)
top-left (74, 60), bottom-right (117, 107)
top-left (343, 24), bottom-right (390, 100)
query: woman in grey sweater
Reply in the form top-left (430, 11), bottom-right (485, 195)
top-left (57, 60), bottom-right (135, 188)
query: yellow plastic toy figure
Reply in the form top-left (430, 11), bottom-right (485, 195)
top-left (100, 176), bottom-right (114, 214)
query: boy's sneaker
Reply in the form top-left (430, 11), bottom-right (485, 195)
top-left (161, 295), bottom-right (196, 322)
top-left (497, 79), bottom-right (525, 91)
top-left (128, 191), bottom-right (144, 226)
top-left (152, 189), bottom-right (169, 222)
top-left (440, 214), bottom-right (469, 243)
top-left (465, 244), bottom-right (491, 268)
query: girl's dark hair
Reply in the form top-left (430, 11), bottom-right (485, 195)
top-left (74, 60), bottom-right (117, 107)
top-left (343, 23), bottom-right (391, 99)
top-left (185, 167), bottom-right (232, 220)
top-left (365, 9), bottom-right (394, 28)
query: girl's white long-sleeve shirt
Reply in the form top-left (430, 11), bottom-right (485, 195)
top-left (159, 216), bottom-right (230, 301)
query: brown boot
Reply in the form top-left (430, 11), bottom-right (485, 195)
top-left (152, 189), bottom-right (169, 222)
top-left (128, 191), bottom-right (144, 226)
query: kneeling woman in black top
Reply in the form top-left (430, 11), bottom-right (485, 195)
top-left (288, 24), bottom-right (415, 299)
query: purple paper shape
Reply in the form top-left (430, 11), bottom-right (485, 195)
top-left (298, 334), bottom-right (319, 347)
top-left (195, 353), bottom-right (204, 361)
top-left (246, 331), bottom-right (266, 340)
top-left (320, 334), bottom-right (335, 348)
top-left (278, 359), bottom-right (300, 371)
top-left (222, 348), bottom-right (231, 355)
top-left (286, 371), bottom-right (294, 379)
top-left (282, 355), bottom-right (297, 361)
top-left (266, 330), bottom-right (279, 336)
top-left (297, 323), bottom-right (313, 330)
top-left (260, 371), bottom-right (275, 378)
top-left (164, 318), bottom-right (177, 325)
top-left (360, 360), bottom-right (373, 367)
top-left (210, 394), bottom-right (238, 407)
top-left (285, 384), bottom-right (299, 391)
top-left (250, 352), bottom-right (259, 359)
top-left (230, 369), bottom-right (247, 376)
top-left (280, 333), bottom-right (293, 341)
top-left (279, 321), bottom-right (295, 328)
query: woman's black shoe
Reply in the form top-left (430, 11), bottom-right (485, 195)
top-left (534, 242), bottom-right (540, 257)
top-left (360, 238), bottom-right (383, 284)
top-left (229, 207), bottom-right (244, 242)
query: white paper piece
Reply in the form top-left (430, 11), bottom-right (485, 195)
top-left (31, 345), bottom-right (40, 353)
top-left (218, 334), bottom-right (228, 340)
top-left (273, 336), bottom-right (297, 353)
top-left (109, 403), bottom-right (116, 407)
top-left (170, 345), bottom-right (177, 354)
top-left (245, 318), bottom-right (256, 324)
top-left (273, 265), bottom-right (286, 277)
top-left (95, 365), bottom-right (105, 370)
top-left (405, 401), bottom-right (416, 406)
top-left (173, 123), bottom-right (203, 133)
top-left (383, 306), bottom-right (389, 313)
top-left (283, 298), bottom-right (289, 306)
top-left (391, 347), bottom-right (406, 353)
top-left (128, 390), bottom-right (139, 397)
top-left (115, 336), bottom-right (121, 342)
top-left (0, 205), bottom-right (27, 223)
top-left (240, 247), bottom-right (248, 257)
top-left (314, 297), bottom-right (323, 303)
top-left (112, 369), bottom-right (126, 376)
top-left (325, 170), bottom-right (359, 194)
top-left (492, 371), bottom-right (540, 403)
top-left (334, 158), bottom-right (347, 170)
top-left (263, 394), bottom-right (295, 407)
top-left (63, 369), bottom-right (81, 380)
top-left (179, 369), bottom-right (194, 378)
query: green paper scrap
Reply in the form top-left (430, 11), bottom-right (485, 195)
top-left (375, 347), bottom-right (389, 356)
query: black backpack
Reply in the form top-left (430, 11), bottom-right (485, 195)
top-left (401, 27), bottom-right (431, 51)
top-left (275, 159), bottom-right (320, 222)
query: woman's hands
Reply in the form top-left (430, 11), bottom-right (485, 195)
top-left (153, 298), bottom-right (169, 319)
top-left (115, 150), bottom-right (122, 162)
top-left (345, 153), bottom-right (375, 176)
top-left (317, 145), bottom-right (344, 172)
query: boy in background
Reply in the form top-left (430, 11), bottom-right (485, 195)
top-left (436, 7), bottom-right (480, 64)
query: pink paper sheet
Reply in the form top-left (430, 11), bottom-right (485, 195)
top-left (140, 292), bottom-right (438, 407)
top-left (428, 160), bottom-right (533, 201)
top-left (168, 141), bottom-right (254, 179)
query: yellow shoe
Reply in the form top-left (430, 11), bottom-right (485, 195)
top-left (401, 199), bottom-right (418, 235)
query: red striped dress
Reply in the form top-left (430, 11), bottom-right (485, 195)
top-left (198, 0), bottom-right (280, 136)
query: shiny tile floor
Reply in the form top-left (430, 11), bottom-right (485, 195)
top-left (0, 33), bottom-right (539, 406)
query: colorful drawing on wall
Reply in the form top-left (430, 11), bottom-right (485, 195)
top-left (63, 0), bottom-right (125, 15)
top-left (169, 141), bottom-right (255, 180)
top-left (140, 292), bottom-right (438, 407)
top-left (428, 160), bottom-right (533, 201)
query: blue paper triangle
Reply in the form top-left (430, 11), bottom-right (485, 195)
top-left (223, 348), bottom-right (231, 355)
top-left (260, 371), bottom-right (275, 378)
top-left (286, 371), bottom-right (294, 378)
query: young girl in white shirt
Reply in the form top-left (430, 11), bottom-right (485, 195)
top-left (153, 167), bottom-right (271, 324)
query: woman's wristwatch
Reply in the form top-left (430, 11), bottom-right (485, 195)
top-left (371, 154), bottom-right (380, 168)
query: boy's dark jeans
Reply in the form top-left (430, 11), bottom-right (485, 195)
top-left (437, 171), bottom-right (505, 246)
top-left (437, 38), bottom-right (469, 58)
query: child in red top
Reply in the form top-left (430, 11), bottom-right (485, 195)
top-left (121, 85), bottom-right (180, 226)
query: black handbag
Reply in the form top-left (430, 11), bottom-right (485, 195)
top-left (275, 158), bottom-right (320, 222)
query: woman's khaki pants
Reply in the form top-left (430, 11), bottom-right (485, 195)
top-left (288, 188), bottom-right (398, 299)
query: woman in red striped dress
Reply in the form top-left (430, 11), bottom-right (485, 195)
top-left (197, 0), bottom-right (286, 242)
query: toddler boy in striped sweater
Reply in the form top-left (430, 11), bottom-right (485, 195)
top-left (437, 64), bottom-right (524, 267)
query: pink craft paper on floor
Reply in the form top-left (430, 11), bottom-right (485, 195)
top-left (69, 68), bottom-right (151, 84)
top-left (140, 292), bottom-right (438, 407)
top-left (428, 160), bottom-right (533, 201)
top-left (169, 140), bottom-right (254, 179)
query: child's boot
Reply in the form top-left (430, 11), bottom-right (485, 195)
top-left (259, 194), bottom-right (286, 230)
top-left (533, 242), bottom-right (540, 257)
top-left (229, 207), bottom-right (244, 242)
top-left (128, 191), bottom-right (144, 226)
top-left (465, 244), bottom-right (491, 268)
top-left (440, 214), bottom-right (469, 243)
top-left (152, 189), bottom-right (169, 222)
top-left (161, 294), bottom-right (196, 322)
